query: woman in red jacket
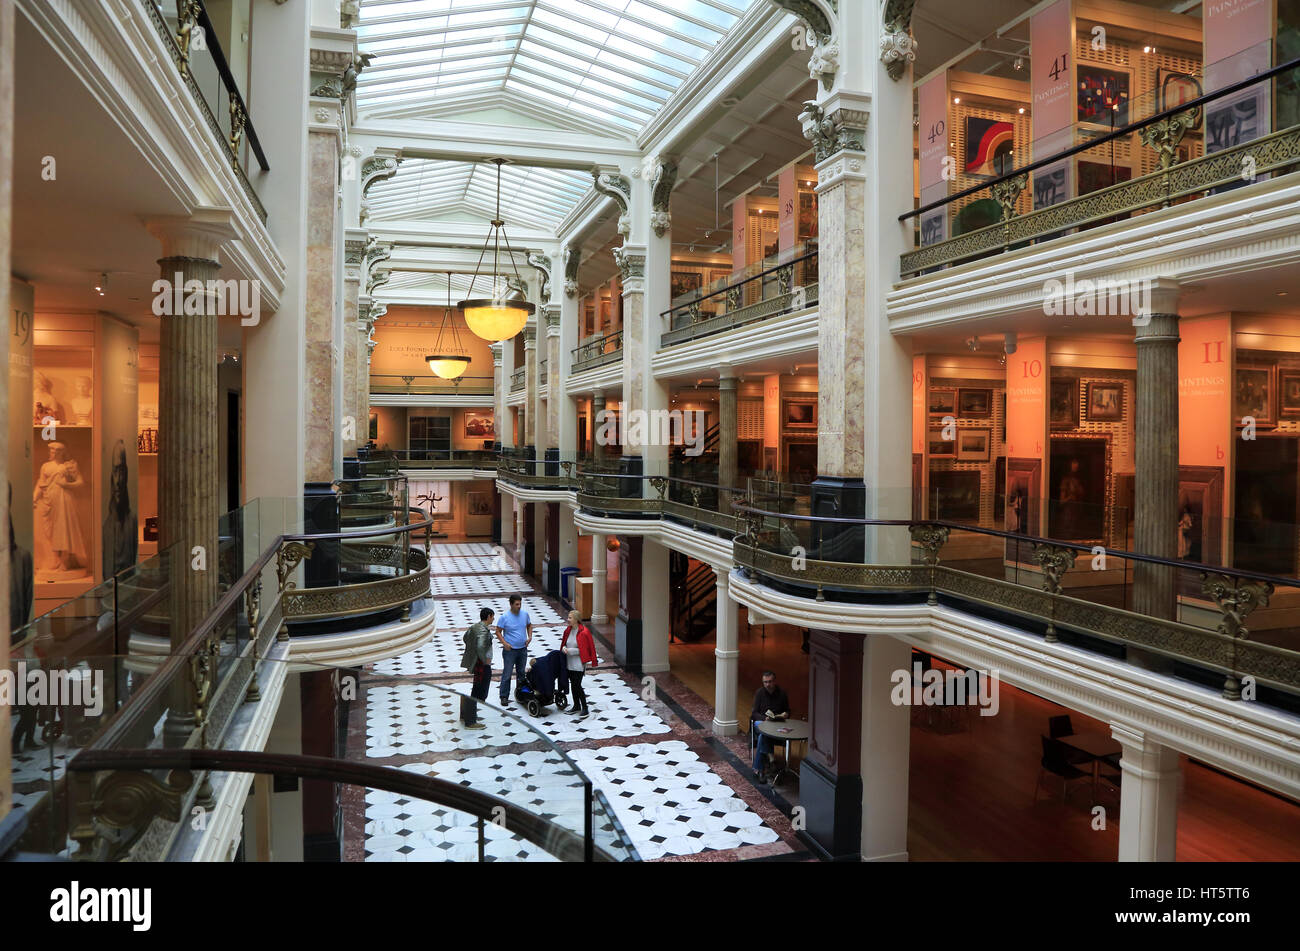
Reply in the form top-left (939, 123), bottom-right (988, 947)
top-left (562, 610), bottom-right (598, 718)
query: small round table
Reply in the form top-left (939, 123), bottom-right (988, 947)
top-left (756, 718), bottom-right (810, 787)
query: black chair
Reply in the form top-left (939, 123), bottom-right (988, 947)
top-left (1034, 735), bottom-right (1092, 804)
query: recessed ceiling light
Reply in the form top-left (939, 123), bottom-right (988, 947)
top-left (953, 97), bottom-right (961, 104)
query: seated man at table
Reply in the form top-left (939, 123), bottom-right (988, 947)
top-left (751, 670), bottom-right (790, 783)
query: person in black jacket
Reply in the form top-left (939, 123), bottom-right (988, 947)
top-left (751, 670), bottom-right (790, 782)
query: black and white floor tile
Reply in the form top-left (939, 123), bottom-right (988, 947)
top-left (570, 741), bottom-right (780, 860)
top-left (365, 672), bottom-right (671, 756)
top-left (431, 596), bottom-right (566, 630)
top-left (426, 542), bottom-right (497, 558)
top-left (426, 554), bottom-right (513, 575)
top-left (428, 573), bottom-right (532, 597)
top-left (370, 624), bottom-right (568, 677)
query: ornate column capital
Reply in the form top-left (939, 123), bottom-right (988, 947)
top-left (523, 324), bottom-right (537, 348)
top-left (489, 342), bottom-right (503, 368)
top-left (361, 152), bottom-right (402, 196)
top-left (543, 304), bottom-right (562, 336)
top-left (613, 245), bottom-right (646, 294)
top-left (798, 99), bottom-right (868, 164)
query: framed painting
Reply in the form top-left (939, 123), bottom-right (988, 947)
top-left (928, 388), bottom-right (957, 417)
top-left (783, 398), bottom-right (817, 429)
top-left (1048, 434), bottom-right (1112, 544)
top-left (1077, 64), bottom-right (1131, 126)
top-left (1177, 466), bottom-right (1224, 569)
top-left (1233, 363), bottom-right (1275, 427)
top-left (1085, 381), bottom-right (1124, 422)
top-left (464, 410), bottom-right (495, 439)
top-left (928, 431), bottom-right (956, 458)
top-left (467, 491), bottom-right (492, 517)
top-left (964, 116), bottom-right (1016, 176)
top-left (1158, 68), bottom-right (1203, 130)
top-left (929, 469), bottom-right (982, 523)
top-left (1281, 370), bottom-right (1300, 419)
top-left (956, 428), bottom-right (991, 462)
top-left (670, 270), bottom-right (703, 302)
top-left (958, 387), bottom-right (993, 418)
top-left (1050, 378), bottom-right (1079, 430)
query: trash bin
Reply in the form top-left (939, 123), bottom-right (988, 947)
top-left (560, 566), bottom-right (580, 603)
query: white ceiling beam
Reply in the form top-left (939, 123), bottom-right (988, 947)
top-left (351, 122), bottom-right (639, 168)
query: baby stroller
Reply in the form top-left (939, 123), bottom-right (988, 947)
top-left (515, 650), bottom-right (569, 717)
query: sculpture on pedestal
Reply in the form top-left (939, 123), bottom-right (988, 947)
top-left (34, 441), bottom-right (89, 574)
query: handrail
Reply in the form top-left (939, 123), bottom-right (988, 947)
top-left (85, 506), bottom-right (437, 754)
top-left (901, 55), bottom-right (1300, 222)
top-left (728, 500), bottom-right (1300, 588)
top-left (193, 0), bottom-right (268, 171)
top-left (66, 748), bottom-right (606, 862)
top-left (659, 247), bottom-right (819, 318)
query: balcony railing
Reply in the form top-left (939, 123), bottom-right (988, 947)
top-left (540, 360), bottom-right (548, 386)
top-left (510, 367), bottom-right (526, 392)
top-left (143, 0), bottom-right (269, 222)
top-left (571, 329), bottom-right (623, 374)
top-left (370, 374), bottom-right (494, 397)
top-left (385, 449), bottom-right (499, 470)
top-left (900, 58), bottom-right (1300, 277)
top-left (661, 246), bottom-right (819, 347)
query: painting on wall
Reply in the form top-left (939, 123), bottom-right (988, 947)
top-left (1048, 434), bottom-right (1110, 543)
top-left (1234, 364), bottom-right (1275, 427)
top-left (1077, 64), bottom-right (1131, 125)
top-left (957, 388), bottom-right (993, 418)
top-left (1207, 89), bottom-right (1264, 152)
top-left (1234, 436), bottom-right (1299, 574)
top-left (928, 389), bottom-right (957, 416)
top-left (1077, 160), bottom-right (1132, 196)
top-left (929, 469), bottom-right (981, 523)
top-left (783, 398), bottom-right (817, 429)
top-left (1177, 466), bottom-right (1224, 569)
top-left (921, 210), bottom-right (945, 246)
top-left (368, 412), bottom-right (378, 442)
top-left (464, 410), bottom-right (495, 439)
top-left (1033, 164), bottom-right (1067, 209)
top-left (1006, 457), bottom-right (1041, 537)
top-left (928, 431), bottom-right (955, 457)
top-left (964, 116), bottom-right (1016, 176)
top-left (1280, 370), bottom-right (1300, 418)
top-left (956, 429), bottom-right (991, 462)
top-left (1086, 382), bottom-right (1124, 422)
top-left (467, 491), bottom-right (492, 517)
top-left (1050, 378), bottom-right (1079, 430)
top-left (670, 270), bottom-right (703, 301)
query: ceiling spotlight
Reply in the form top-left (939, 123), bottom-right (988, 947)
top-left (1018, 107), bottom-right (1026, 114)
top-left (93, 272), bottom-right (108, 296)
top-left (1013, 57), bottom-right (1024, 71)
top-left (953, 97), bottom-right (961, 104)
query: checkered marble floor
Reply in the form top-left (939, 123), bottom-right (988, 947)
top-left (426, 554), bottom-right (513, 574)
top-left (426, 542), bottom-right (497, 557)
top-left (431, 596), bottom-right (566, 630)
top-left (428, 573), bottom-right (532, 597)
top-left (371, 624), bottom-right (569, 677)
top-left (10, 739), bottom-right (72, 811)
top-left (365, 672), bottom-right (669, 757)
top-left (570, 741), bottom-right (781, 860)
top-left (359, 541), bottom-right (783, 863)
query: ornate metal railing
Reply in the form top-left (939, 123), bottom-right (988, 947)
top-left (497, 456), bottom-right (580, 490)
top-left (369, 373), bottom-right (494, 396)
top-left (571, 329), bottom-right (623, 374)
top-left (540, 360), bottom-right (548, 386)
top-left (510, 366), bottom-right (526, 391)
top-left (142, 0), bottom-right (269, 221)
top-left (386, 449), bottom-right (499, 469)
top-left (576, 472), bottom-right (743, 538)
top-left (24, 504), bottom-right (436, 861)
top-left (661, 248), bottom-right (819, 347)
top-left (901, 58), bottom-right (1300, 276)
top-left (728, 500), bottom-right (1300, 702)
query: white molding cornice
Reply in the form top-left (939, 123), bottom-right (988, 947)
top-left (652, 308), bottom-right (818, 379)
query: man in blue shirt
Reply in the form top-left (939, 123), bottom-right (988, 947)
top-left (495, 593), bottom-right (533, 705)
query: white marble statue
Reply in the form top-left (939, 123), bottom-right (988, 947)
top-left (33, 441), bottom-right (88, 573)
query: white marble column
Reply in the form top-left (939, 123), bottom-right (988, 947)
top-left (523, 324), bottom-right (538, 455)
top-left (712, 568), bottom-right (739, 736)
top-left (500, 494), bottom-right (515, 547)
top-left (545, 304), bottom-right (562, 452)
top-left (1113, 724), bottom-right (1181, 861)
top-left (498, 339), bottom-right (515, 451)
top-left (860, 633), bottom-right (911, 862)
top-left (590, 532), bottom-right (608, 623)
top-left (640, 539), bottom-right (670, 673)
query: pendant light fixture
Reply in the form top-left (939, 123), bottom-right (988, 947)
top-left (425, 272), bottom-right (472, 380)
top-left (458, 157), bottom-right (534, 342)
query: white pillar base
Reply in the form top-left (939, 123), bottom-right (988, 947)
top-left (590, 614), bottom-right (609, 625)
top-left (1113, 723), bottom-right (1181, 862)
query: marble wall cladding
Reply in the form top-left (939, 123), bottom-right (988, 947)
top-left (546, 331), bottom-right (561, 447)
top-left (524, 335), bottom-right (538, 448)
top-left (622, 291), bottom-right (645, 452)
top-left (305, 130), bottom-right (338, 481)
top-left (815, 172), bottom-right (867, 478)
top-left (342, 278), bottom-right (360, 456)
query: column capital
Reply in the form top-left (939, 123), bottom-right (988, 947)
top-left (799, 93), bottom-right (869, 165)
top-left (145, 208), bottom-right (237, 263)
top-left (713, 565), bottom-right (731, 590)
top-left (543, 304), bottom-right (562, 335)
top-left (613, 244), bottom-right (646, 294)
top-left (718, 374), bottom-right (738, 390)
top-left (523, 324), bottom-right (537, 348)
top-left (1141, 276), bottom-right (1183, 321)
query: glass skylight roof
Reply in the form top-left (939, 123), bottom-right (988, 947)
top-left (367, 158), bottom-right (593, 231)
top-left (356, 0), bottom-right (755, 133)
